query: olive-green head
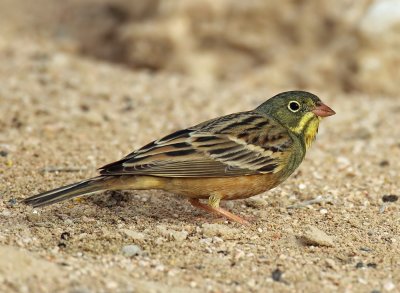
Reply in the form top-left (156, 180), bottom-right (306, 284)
top-left (255, 91), bottom-right (335, 134)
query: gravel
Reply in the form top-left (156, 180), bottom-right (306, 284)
top-left (121, 245), bottom-right (143, 257)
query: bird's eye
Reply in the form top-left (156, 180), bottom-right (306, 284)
top-left (288, 101), bottom-right (301, 112)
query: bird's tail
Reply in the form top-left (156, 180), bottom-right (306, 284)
top-left (23, 175), bottom-right (165, 208)
top-left (23, 176), bottom-right (109, 208)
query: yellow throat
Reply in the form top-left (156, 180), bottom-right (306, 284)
top-left (290, 112), bottom-right (321, 150)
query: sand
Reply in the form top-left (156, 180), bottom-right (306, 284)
top-left (1, 1), bottom-right (400, 293)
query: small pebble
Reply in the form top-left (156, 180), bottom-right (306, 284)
top-left (80, 111), bottom-right (104, 126)
top-left (225, 201), bottom-right (235, 209)
top-left (271, 268), bottom-right (283, 282)
top-left (6, 198), bottom-right (17, 207)
top-left (356, 261), bottom-right (378, 269)
top-left (0, 150), bottom-right (8, 157)
top-left (170, 230), bottom-right (189, 242)
top-left (156, 225), bottom-right (188, 242)
top-left (121, 245), bottom-right (143, 257)
top-left (360, 247), bottom-right (373, 252)
top-left (64, 219), bottom-right (74, 225)
top-left (382, 195), bottom-right (398, 203)
top-left (60, 232), bottom-right (71, 241)
top-left (121, 229), bottom-right (145, 241)
top-left (80, 104), bottom-right (90, 112)
top-left (58, 242), bottom-right (67, 249)
top-left (379, 160), bottom-right (389, 167)
top-left (202, 223), bottom-right (239, 239)
top-left (1, 210), bottom-right (11, 217)
top-left (233, 249), bottom-right (245, 261)
top-left (189, 281), bottom-right (197, 288)
top-left (245, 198), bottom-right (268, 208)
top-left (337, 156), bottom-right (350, 168)
top-left (384, 281), bottom-right (395, 291)
top-left (358, 277), bottom-right (367, 284)
top-left (106, 281), bottom-right (118, 289)
top-left (355, 262), bottom-right (364, 269)
top-left (247, 279), bottom-right (256, 288)
top-left (325, 258), bottom-right (338, 270)
top-left (320, 208), bottom-right (328, 214)
top-left (26, 211), bottom-right (41, 222)
top-left (298, 225), bottom-right (334, 247)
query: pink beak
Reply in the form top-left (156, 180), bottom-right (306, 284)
top-left (312, 102), bottom-right (336, 117)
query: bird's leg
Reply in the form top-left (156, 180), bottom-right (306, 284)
top-left (188, 196), bottom-right (249, 225)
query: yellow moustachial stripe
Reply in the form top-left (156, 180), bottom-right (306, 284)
top-left (289, 112), bottom-right (321, 149)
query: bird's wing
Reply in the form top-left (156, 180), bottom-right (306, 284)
top-left (99, 112), bottom-right (293, 177)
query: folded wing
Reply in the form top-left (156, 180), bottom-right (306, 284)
top-left (99, 112), bottom-right (293, 177)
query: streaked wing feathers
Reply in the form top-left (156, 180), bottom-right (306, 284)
top-left (99, 112), bottom-right (293, 177)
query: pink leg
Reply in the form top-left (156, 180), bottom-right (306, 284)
top-left (189, 198), bottom-right (250, 225)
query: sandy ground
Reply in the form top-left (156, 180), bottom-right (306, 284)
top-left (1, 22), bottom-right (400, 293)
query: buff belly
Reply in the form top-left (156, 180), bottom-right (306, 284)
top-left (157, 174), bottom-right (281, 200)
top-left (108, 173), bottom-right (283, 200)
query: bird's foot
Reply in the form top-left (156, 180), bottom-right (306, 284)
top-left (189, 198), bottom-right (250, 225)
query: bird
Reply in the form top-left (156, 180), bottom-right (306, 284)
top-left (23, 91), bottom-right (335, 224)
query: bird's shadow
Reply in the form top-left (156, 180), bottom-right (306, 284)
top-left (22, 190), bottom-right (235, 227)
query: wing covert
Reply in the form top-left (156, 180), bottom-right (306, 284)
top-left (99, 112), bottom-right (293, 177)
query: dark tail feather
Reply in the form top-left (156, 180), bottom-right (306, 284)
top-left (23, 176), bottom-right (108, 208)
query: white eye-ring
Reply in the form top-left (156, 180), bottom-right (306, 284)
top-left (288, 101), bottom-right (301, 112)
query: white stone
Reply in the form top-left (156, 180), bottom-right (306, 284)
top-left (384, 280), bottom-right (395, 291)
top-left (121, 245), bottom-right (143, 257)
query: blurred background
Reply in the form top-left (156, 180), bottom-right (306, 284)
top-left (1, 0), bottom-right (399, 97)
top-left (1, 2), bottom-right (400, 292)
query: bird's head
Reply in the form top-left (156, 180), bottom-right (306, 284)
top-left (256, 91), bottom-right (335, 148)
